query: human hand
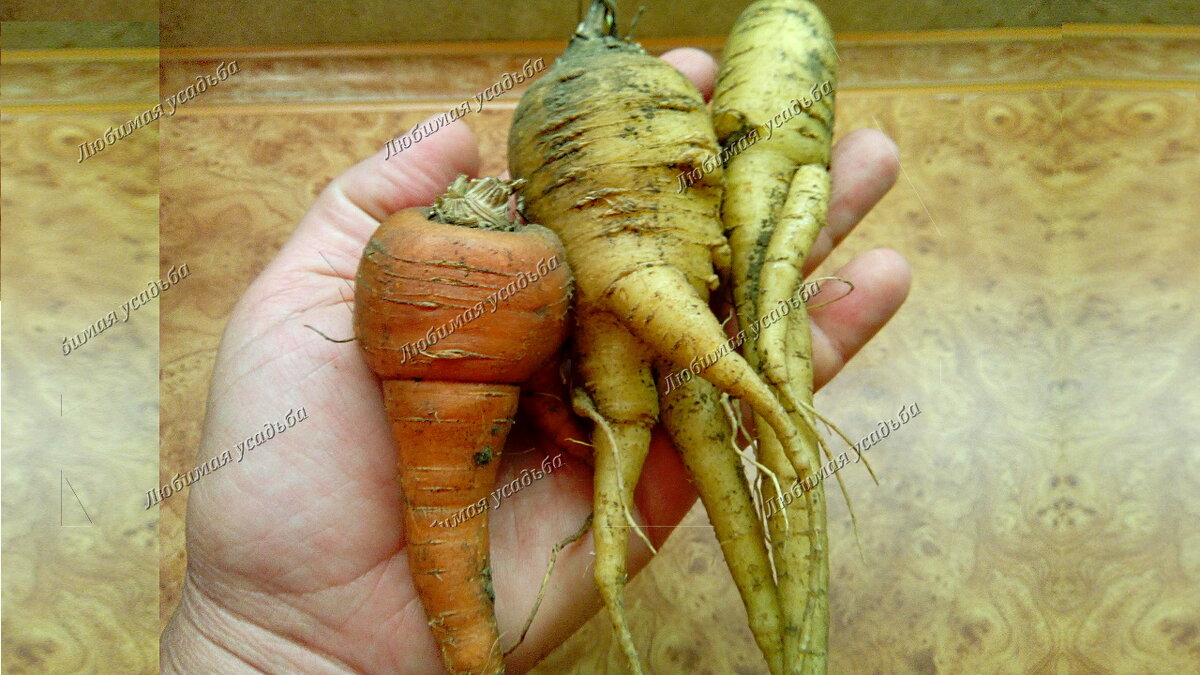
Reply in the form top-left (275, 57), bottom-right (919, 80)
top-left (160, 48), bottom-right (909, 674)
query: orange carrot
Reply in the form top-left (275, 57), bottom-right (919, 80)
top-left (354, 176), bottom-right (572, 675)
top-left (519, 359), bottom-right (592, 463)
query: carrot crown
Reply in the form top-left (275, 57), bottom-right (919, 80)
top-left (429, 175), bottom-right (525, 232)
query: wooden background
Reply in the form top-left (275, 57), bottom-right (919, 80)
top-left (1, 46), bottom-right (161, 674)
top-left (3, 1), bottom-right (1198, 45)
top-left (3, 24), bottom-right (1199, 675)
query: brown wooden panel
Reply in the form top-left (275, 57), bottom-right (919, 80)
top-left (152, 0), bottom-right (1200, 48)
top-left (1, 111), bottom-right (160, 675)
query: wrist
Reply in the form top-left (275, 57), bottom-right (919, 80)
top-left (161, 577), bottom-right (354, 674)
top-left (161, 580), bottom-right (258, 674)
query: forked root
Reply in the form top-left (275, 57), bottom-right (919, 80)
top-left (660, 370), bottom-right (786, 675)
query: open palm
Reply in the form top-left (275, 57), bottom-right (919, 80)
top-left (160, 49), bottom-right (909, 674)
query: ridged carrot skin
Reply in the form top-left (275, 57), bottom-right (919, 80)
top-left (355, 207), bottom-right (570, 384)
top-left (354, 177), bottom-right (572, 675)
top-left (386, 379), bottom-right (515, 675)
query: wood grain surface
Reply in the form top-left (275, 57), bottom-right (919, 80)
top-left (3, 25), bottom-right (1198, 675)
top-left (1, 59), bottom-right (161, 674)
top-left (154, 33), bottom-right (1073, 112)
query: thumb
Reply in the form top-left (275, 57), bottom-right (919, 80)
top-left (234, 114), bottom-right (482, 331)
top-left (294, 113), bottom-right (483, 249)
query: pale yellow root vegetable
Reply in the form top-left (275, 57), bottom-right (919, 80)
top-left (713, 0), bottom-right (835, 330)
top-left (508, 0), bottom-right (804, 462)
top-left (756, 422), bottom-right (827, 675)
top-left (508, 1), bottom-right (808, 672)
top-left (508, 0), bottom-right (801, 457)
top-left (572, 309), bottom-right (658, 675)
top-left (763, 168), bottom-right (831, 675)
top-left (657, 368), bottom-right (784, 675)
top-left (712, 1), bottom-right (839, 673)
